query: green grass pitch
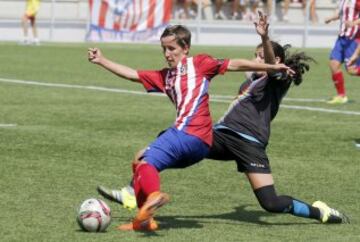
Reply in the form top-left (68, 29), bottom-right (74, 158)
top-left (0, 42), bottom-right (359, 242)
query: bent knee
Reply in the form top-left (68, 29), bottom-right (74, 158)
top-left (255, 186), bottom-right (292, 213)
top-left (135, 149), bottom-right (146, 159)
top-left (259, 201), bottom-right (284, 213)
top-left (133, 149), bottom-right (146, 164)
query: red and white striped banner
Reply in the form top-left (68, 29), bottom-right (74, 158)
top-left (87, 0), bottom-right (172, 42)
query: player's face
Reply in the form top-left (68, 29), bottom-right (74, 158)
top-left (254, 47), bottom-right (266, 75)
top-left (254, 47), bottom-right (265, 63)
top-left (161, 35), bottom-right (189, 68)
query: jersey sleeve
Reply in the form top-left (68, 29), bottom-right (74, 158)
top-left (194, 54), bottom-right (230, 79)
top-left (137, 69), bottom-right (167, 93)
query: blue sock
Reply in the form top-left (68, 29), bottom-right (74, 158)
top-left (291, 199), bottom-right (321, 220)
top-left (291, 200), bottom-right (310, 218)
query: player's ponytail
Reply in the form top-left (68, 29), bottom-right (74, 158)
top-left (257, 41), bottom-right (315, 86)
top-left (282, 45), bottom-right (316, 86)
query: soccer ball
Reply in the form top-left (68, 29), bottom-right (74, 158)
top-left (77, 198), bottom-right (111, 232)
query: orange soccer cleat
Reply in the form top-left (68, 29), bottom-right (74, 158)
top-left (117, 191), bottom-right (170, 231)
top-left (136, 191), bottom-right (170, 222)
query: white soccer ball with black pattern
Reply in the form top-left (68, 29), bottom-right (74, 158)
top-left (77, 198), bottom-right (111, 232)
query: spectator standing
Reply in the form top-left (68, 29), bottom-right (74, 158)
top-left (214, 0), bottom-right (227, 19)
top-left (21, 0), bottom-right (40, 45)
top-left (242, 0), bottom-right (260, 21)
top-left (297, 0), bottom-right (318, 24)
top-left (261, 0), bottom-right (287, 22)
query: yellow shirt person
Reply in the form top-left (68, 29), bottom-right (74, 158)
top-left (21, 0), bottom-right (40, 45)
top-left (25, 0), bottom-right (40, 17)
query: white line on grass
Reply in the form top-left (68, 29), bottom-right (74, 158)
top-left (1, 77), bottom-right (359, 116)
top-left (0, 77), bottom-right (162, 96)
top-left (284, 97), bottom-right (327, 102)
top-left (212, 94), bottom-right (326, 103)
top-left (0, 124), bottom-right (17, 127)
top-left (280, 105), bottom-right (360, 115)
top-left (211, 98), bottom-right (360, 115)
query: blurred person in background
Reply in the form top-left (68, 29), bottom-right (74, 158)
top-left (229, 0), bottom-right (257, 20)
top-left (325, 0), bottom-right (360, 104)
top-left (258, 0), bottom-right (318, 23)
top-left (175, 0), bottom-right (197, 19)
top-left (282, 0), bottom-right (290, 21)
top-left (295, 0), bottom-right (318, 24)
top-left (240, 0), bottom-right (260, 21)
top-left (261, 0), bottom-right (273, 17)
top-left (175, 0), bottom-right (211, 20)
top-left (21, 0), bottom-right (40, 45)
top-left (231, 0), bottom-right (241, 20)
top-left (261, 0), bottom-right (289, 22)
top-left (307, 0), bottom-right (318, 24)
top-left (215, 0), bottom-right (259, 20)
top-left (214, 0), bottom-right (227, 19)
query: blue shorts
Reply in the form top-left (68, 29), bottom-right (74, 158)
top-left (330, 36), bottom-right (360, 67)
top-left (141, 127), bottom-right (209, 172)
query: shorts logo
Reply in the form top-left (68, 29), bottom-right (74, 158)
top-left (250, 162), bottom-right (265, 168)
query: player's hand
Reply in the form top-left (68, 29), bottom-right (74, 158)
top-left (273, 64), bottom-right (295, 75)
top-left (345, 20), bottom-right (355, 28)
top-left (88, 47), bottom-right (103, 64)
top-left (324, 17), bottom-right (332, 24)
top-left (347, 55), bottom-right (357, 67)
top-left (254, 11), bottom-right (269, 38)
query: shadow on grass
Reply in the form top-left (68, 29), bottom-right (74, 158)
top-left (109, 205), bottom-right (317, 235)
top-left (155, 205), bottom-right (317, 230)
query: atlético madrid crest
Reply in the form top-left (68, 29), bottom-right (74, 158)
top-left (180, 64), bottom-right (187, 76)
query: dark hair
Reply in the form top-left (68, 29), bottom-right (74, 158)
top-left (257, 41), bottom-right (315, 86)
top-left (283, 45), bottom-right (315, 85)
top-left (160, 25), bottom-right (191, 49)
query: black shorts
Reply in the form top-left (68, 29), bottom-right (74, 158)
top-left (207, 129), bottom-right (271, 173)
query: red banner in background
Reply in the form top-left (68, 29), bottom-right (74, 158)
top-left (87, 0), bottom-right (172, 42)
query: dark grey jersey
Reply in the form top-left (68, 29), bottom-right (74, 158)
top-left (216, 72), bottom-right (291, 146)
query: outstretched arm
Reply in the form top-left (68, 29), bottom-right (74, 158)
top-left (254, 11), bottom-right (275, 65)
top-left (325, 10), bottom-right (339, 24)
top-left (88, 48), bottom-right (140, 82)
top-left (227, 59), bottom-right (291, 73)
top-left (227, 11), bottom-right (293, 74)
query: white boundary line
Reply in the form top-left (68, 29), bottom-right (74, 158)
top-left (280, 105), bottom-right (360, 115)
top-left (1, 77), bottom-right (359, 116)
top-left (212, 94), bottom-right (326, 103)
top-left (0, 124), bottom-right (17, 127)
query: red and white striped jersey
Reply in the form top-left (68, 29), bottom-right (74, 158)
top-left (138, 54), bottom-right (229, 146)
top-left (338, 0), bottom-right (360, 38)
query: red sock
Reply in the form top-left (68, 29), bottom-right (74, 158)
top-left (133, 163), bottom-right (160, 208)
top-left (332, 71), bottom-right (345, 96)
